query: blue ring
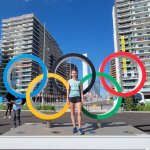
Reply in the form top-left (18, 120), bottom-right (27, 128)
top-left (3, 54), bottom-right (48, 98)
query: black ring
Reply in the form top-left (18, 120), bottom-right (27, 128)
top-left (51, 53), bottom-right (96, 95)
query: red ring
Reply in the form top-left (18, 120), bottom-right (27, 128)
top-left (99, 52), bottom-right (146, 97)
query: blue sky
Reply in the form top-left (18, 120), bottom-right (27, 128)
top-left (0, 0), bottom-right (115, 70)
top-left (0, 0), bottom-right (115, 97)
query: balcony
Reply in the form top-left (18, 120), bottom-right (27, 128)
top-left (122, 82), bottom-right (138, 86)
top-left (16, 68), bottom-right (32, 73)
top-left (23, 27), bottom-right (33, 32)
top-left (130, 0), bottom-right (150, 5)
top-left (18, 84), bottom-right (29, 87)
top-left (19, 73), bottom-right (32, 77)
top-left (122, 76), bottom-right (138, 80)
top-left (144, 63), bottom-right (150, 66)
top-left (131, 4), bottom-right (150, 11)
top-left (117, 12), bottom-right (131, 18)
top-left (118, 17), bottom-right (131, 23)
top-left (117, 6), bottom-right (131, 13)
top-left (22, 45), bottom-right (32, 49)
top-left (20, 78), bottom-right (31, 81)
top-left (119, 29), bottom-right (132, 34)
top-left (16, 63), bottom-right (32, 68)
top-left (23, 36), bottom-right (32, 40)
top-left (130, 10), bottom-right (149, 17)
top-left (141, 88), bottom-right (150, 93)
top-left (118, 23), bottom-right (132, 28)
top-left (17, 89), bottom-right (27, 92)
top-left (117, 1), bottom-right (130, 7)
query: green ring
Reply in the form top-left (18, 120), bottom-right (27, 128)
top-left (81, 72), bottom-right (122, 120)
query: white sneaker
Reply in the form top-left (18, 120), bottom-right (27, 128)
top-left (8, 116), bottom-right (11, 119)
top-left (3, 116), bottom-right (7, 119)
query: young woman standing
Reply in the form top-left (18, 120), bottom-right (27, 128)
top-left (67, 69), bottom-right (84, 135)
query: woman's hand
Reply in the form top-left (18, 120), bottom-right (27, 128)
top-left (81, 98), bottom-right (84, 105)
top-left (66, 99), bottom-right (69, 105)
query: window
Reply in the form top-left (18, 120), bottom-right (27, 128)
top-left (138, 44), bottom-right (143, 47)
top-left (137, 27), bottom-right (142, 29)
top-left (135, 16), bottom-right (140, 18)
top-left (139, 50), bottom-right (144, 53)
top-left (135, 11), bottom-right (140, 13)
top-left (146, 26), bottom-right (150, 29)
top-left (137, 33), bottom-right (142, 35)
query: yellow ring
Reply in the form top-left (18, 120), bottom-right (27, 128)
top-left (26, 73), bottom-right (69, 120)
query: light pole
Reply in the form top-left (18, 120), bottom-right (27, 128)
top-left (41, 23), bottom-right (46, 106)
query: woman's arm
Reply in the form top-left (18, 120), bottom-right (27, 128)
top-left (80, 83), bottom-right (84, 103)
top-left (66, 81), bottom-right (70, 104)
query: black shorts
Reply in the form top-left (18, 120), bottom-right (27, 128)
top-left (69, 96), bottom-right (81, 103)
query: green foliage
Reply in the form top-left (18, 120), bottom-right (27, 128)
top-left (0, 104), bottom-right (55, 110)
top-left (35, 104), bottom-right (55, 110)
top-left (108, 96), bottom-right (113, 105)
top-left (21, 104), bottom-right (29, 110)
top-left (135, 104), bottom-right (145, 111)
top-left (124, 97), bottom-right (136, 111)
top-left (124, 99), bottom-right (150, 111)
top-left (144, 104), bottom-right (150, 111)
top-left (0, 104), bottom-right (7, 110)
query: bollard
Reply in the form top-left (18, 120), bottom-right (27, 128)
top-left (100, 103), bottom-right (103, 110)
top-left (97, 120), bottom-right (102, 128)
top-left (47, 120), bottom-right (52, 128)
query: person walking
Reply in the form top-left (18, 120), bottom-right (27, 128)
top-left (66, 69), bottom-right (84, 135)
top-left (3, 92), bottom-right (16, 119)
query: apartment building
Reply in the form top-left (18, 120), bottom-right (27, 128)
top-left (113, 0), bottom-right (150, 100)
top-left (0, 14), bottom-right (66, 100)
top-left (65, 62), bottom-right (78, 80)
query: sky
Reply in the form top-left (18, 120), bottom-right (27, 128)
top-left (0, 0), bottom-right (115, 97)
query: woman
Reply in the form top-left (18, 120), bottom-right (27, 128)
top-left (67, 69), bottom-right (84, 135)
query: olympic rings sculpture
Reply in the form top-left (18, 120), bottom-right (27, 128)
top-left (3, 52), bottom-right (146, 120)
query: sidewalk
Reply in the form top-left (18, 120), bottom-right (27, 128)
top-left (2, 122), bottom-right (149, 136)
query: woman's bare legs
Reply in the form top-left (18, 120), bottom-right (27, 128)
top-left (76, 102), bottom-right (82, 128)
top-left (69, 102), bottom-right (76, 127)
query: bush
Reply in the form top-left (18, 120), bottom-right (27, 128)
top-left (135, 104), bottom-right (145, 111)
top-left (124, 97), bottom-right (136, 111)
top-left (108, 97), bottom-right (113, 105)
top-left (0, 104), bottom-right (7, 110)
top-left (21, 104), bottom-right (29, 110)
top-left (144, 104), bottom-right (150, 111)
top-left (0, 104), bottom-right (55, 110)
top-left (35, 104), bottom-right (55, 110)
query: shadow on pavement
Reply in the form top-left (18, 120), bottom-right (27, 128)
top-left (0, 123), bottom-right (10, 126)
top-left (134, 124), bottom-right (150, 132)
